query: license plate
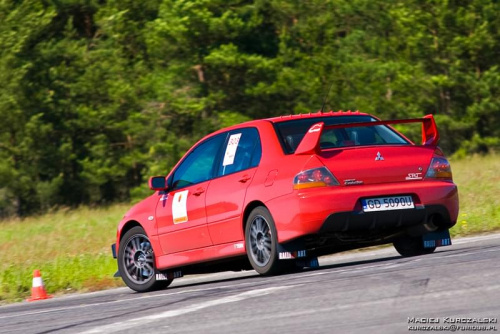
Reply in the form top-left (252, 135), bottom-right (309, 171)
top-left (361, 195), bottom-right (414, 212)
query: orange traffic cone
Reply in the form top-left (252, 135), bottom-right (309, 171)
top-left (27, 269), bottom-right (52, 302)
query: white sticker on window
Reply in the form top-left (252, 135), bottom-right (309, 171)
top-left (172, 190), bottom-right (188, 224)
top-left (222, 133), bottom-right (242, 166)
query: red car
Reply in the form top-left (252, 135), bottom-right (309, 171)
top-left (112, 111), bottom-right (459, 292)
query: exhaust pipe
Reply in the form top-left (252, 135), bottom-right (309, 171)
top-left (406, 215), bottom-right (439, 236)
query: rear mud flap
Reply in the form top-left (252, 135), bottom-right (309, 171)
top-left (156, 270), bottom-right (183, 281)
top-left (296, 258), bottom-right (320, 268)
top-left (422, 229), bottom-right (452, 248)
top-left (277, 242), bottom-right (319, 268)
top-left (278, 242), bottom-right (308, 260)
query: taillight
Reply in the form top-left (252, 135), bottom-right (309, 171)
top-left (293, 167), bottom-right (339, 189)
top-left (425, 157), bottom-right (453, 181)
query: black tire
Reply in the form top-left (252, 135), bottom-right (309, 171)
top-left (245, 207), bottom-right (283, 275)
top-left (118, 226), bottom-right (172, 292)
top-left (393, 235), bottom-right (436, 257)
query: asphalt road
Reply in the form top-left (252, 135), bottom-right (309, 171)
top-left (1, 234), bottom-right (499, 334)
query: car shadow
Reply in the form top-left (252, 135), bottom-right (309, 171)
top-left (159, 253), bottom-right (404, 291)
top-left (134, 243), bottom-right (488, 294)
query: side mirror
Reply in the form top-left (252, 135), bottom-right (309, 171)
top-left (148, 176), bottom-right (168, 191)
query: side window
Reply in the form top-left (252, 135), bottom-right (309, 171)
top-left (171, 134), bottom-right (226, 189)
top-left (219, 128), bottom-right (262, 176)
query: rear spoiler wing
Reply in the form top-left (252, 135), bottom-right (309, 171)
top-left (295, 114), bottom-right (439, 155)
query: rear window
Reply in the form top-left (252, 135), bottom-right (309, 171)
top-left (274, 116), bottom-right (409, 154)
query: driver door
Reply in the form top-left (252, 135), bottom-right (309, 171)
top-left (156, 133), bottom-right (226, 254)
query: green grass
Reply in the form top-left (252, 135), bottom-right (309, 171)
top-left (0, 155), bottom-right (499, 304)
top-left (449, 154), bottom-right (500, 236)
top-left (0, 205), bottom-right (128, 304)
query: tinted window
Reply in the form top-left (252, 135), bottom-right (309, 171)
top-left (274, 116), bottom-right (409, 154)
top-left (218, 128), bottom-right (262, 176)
top-left (171, 134), bottom-right (226, 189)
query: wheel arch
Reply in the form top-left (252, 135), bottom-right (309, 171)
top-left (118, 220), bottom-right (163, 261)
top-left (242, 200), bottom-right (268, 234)
top-left (119, 220), bottom-right (143, 242)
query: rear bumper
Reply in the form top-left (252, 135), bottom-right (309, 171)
top-left (320, 204), bottom-right (451, 233)
top-left (266, 180), bottom-right (459, 243)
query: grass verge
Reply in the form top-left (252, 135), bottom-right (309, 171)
top-left (0, 155), bottom-right (499, 304)
top-left (0, 205), bottom-right (128, 304)
top-left (449, 154), bottom-right (500, 236)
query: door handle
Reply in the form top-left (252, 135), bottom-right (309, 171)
top-left (239, 175), bottom-right (251, 183)
top-left (193, 187), bottom-right (205, 196)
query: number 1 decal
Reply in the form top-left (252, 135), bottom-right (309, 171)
top-left (172, 190), bottom-right (189, 224)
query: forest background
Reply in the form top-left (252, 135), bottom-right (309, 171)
top-left (1, 0), bottom-right (499, 217)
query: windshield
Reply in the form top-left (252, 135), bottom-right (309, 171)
top-left (274, 116), bottom-right (409, 154)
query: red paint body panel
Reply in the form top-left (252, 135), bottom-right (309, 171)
top-left (206, 168), bottom-right (257, 244)
top-left (156, 242), bottom-right (246, 269)
top-left (267, 181), bottom-right (458, 243)
top-left (115, 111), bottom-right (459, 274)
top-left (116, 194), bottom-right (161, 256)
top-left (320, 145), bottom-right (435, 185)
top-left (295, 122), bottom-right (324, 155)
top-left (156, 181), bottom-right (213, 254)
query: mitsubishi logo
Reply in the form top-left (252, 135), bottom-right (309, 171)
top-left (375, 152), bottom-right (384, 161)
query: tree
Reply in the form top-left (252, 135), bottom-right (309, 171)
top-left (0, 0), bottom-right (499, 216)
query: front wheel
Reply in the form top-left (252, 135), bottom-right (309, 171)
top-left (393, 235), bottom-right (436, 257)
top-left (245, 207), bottom-right (283, 275)
top-left (118, 226), bottom-right (172, 292)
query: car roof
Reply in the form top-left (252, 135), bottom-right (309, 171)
top-left (264, 110), bottom-right (370, 123)
top-left (206, 110), bottom-right (373, 139)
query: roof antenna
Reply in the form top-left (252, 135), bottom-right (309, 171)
top-left (320, 82), bottom-right (334, 113)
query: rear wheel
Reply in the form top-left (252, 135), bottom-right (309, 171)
top-left (245, 207), bottom-right (283, 275)
top-left (118, 226), bottom-right (172, 292)
top-left (393, 235), bottom-right (436, 257)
